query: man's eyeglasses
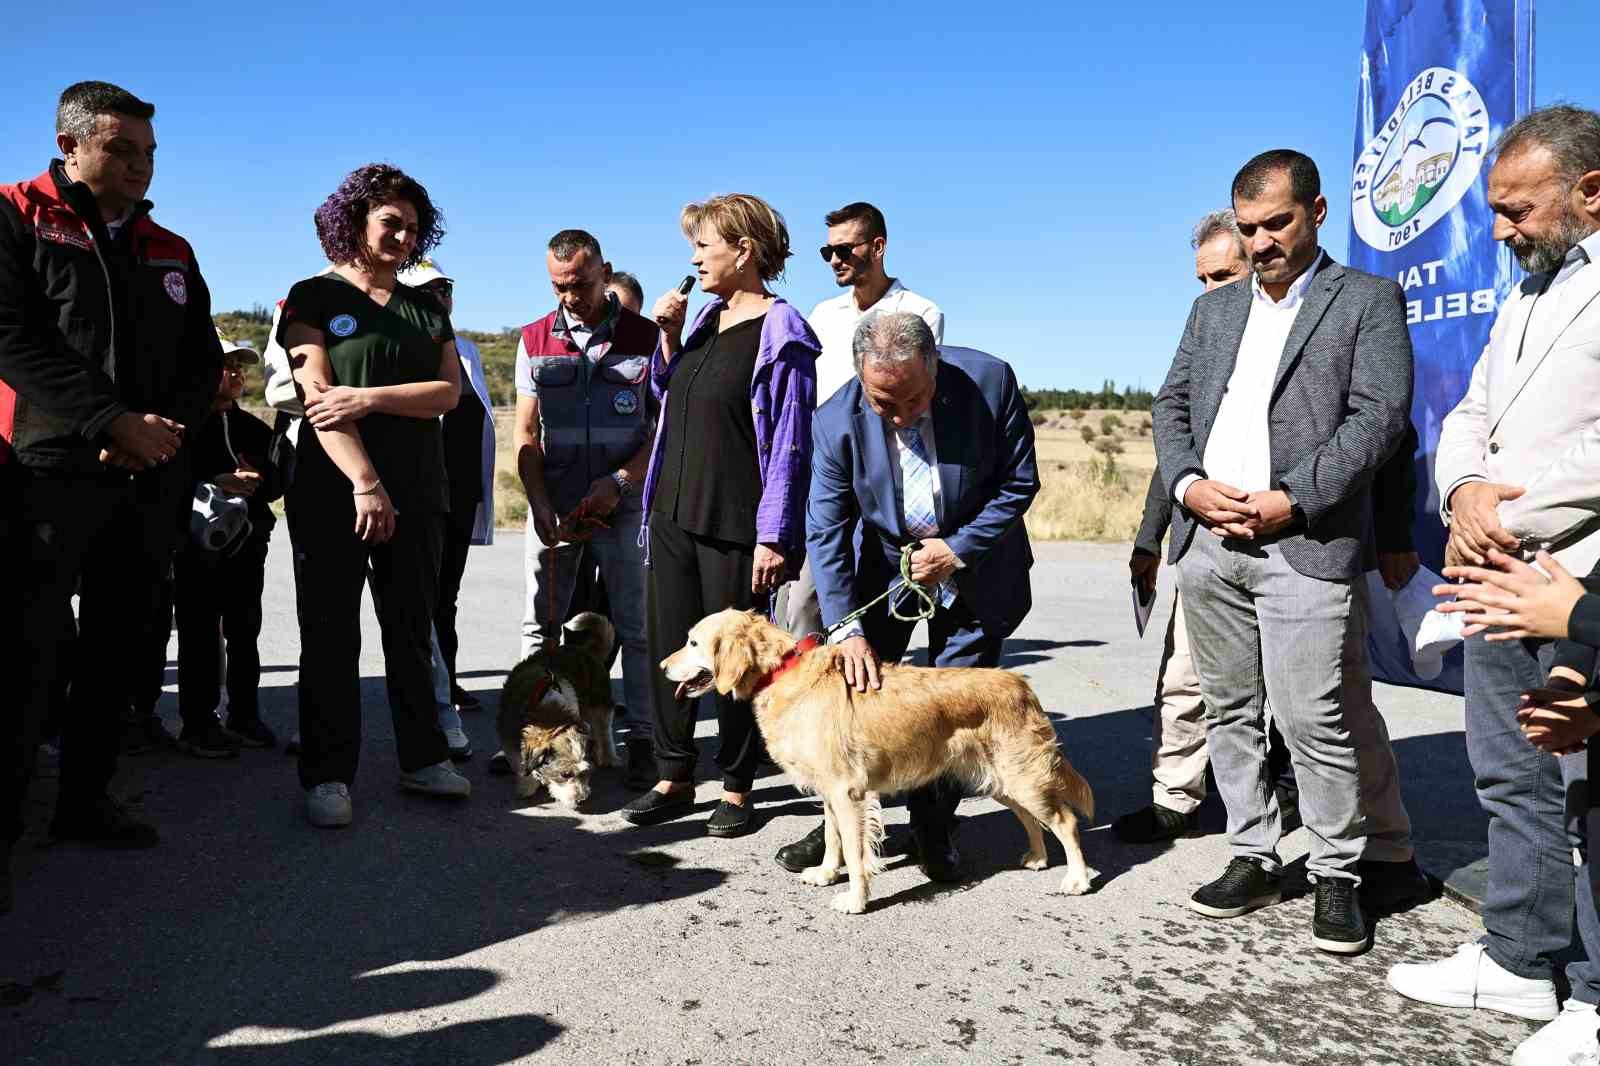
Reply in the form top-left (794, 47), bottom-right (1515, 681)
top-left (819, 239), bottom-right (872, 263)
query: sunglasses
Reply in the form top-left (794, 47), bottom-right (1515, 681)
top-left (819, 239), bottom-right (872, 263)
top-left (425, 280), bottom-right (454, 297)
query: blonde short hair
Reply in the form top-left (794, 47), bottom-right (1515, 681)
top-left (680, 193), bottom-right (792, 282)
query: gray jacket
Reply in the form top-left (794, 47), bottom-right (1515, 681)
top-left (1151, 256), bottom-right (1414, 581)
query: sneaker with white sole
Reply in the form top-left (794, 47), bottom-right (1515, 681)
top-left (398, 761), bottom-right (471, 798)
top-left (1387, 943), bottom-right (1558, 1021)
top-left (443, 727), bottom-right (472, 762)
top-left (306, 783), bottom-right (352, 828)
top-left (1513, 1000), bottom-right (1600, 1066)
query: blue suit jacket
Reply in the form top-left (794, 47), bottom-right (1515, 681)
top-left (806, 346), bottom-right (1040, 635)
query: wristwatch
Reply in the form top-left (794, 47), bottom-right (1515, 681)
top-left (611, 471), bottom-right (632, 498)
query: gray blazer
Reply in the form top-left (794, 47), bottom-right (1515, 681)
top-left (1151, 256), bottom-right (1414, 581)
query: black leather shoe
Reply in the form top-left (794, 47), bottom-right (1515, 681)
top-left (706, 799), bottom-right (756, 838)
top-left (775, 823), bottom-right (826, 871)
top-left (1312, 878), bottom-right (1370, 954)
top-left (912, 824), bottom-right (962, 883)
top-left (1189, 857), bottom-right (1281, 918)
top-left (452, 685), bottom-right (481, 712)
top-left (51, 796), bottom-right (159, 850)
top-left (620, 787), bottom-right (693, 826)
top-left (1357, 857), bottom-right (1434, 915)
top-left (624, 740), bottom-right (656, 791)
top-left (1112, 804), bottom-right (1196, 843)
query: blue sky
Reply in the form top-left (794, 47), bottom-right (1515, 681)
top-left (1, 1), bottom-right (1594, 390)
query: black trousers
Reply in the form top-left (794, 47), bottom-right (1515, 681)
top-left (174, 538), bottom-right (268, 732)
top-left (287, 500), bottom-right (448, 789)
top-left (2, 466), bottom-right (178, 844)
top-left (646, 517), bottom-right (759, 791)
top-left (131, 561), bottom-right (175, 719)
top-left (433, 509), bottom-right (474, 693)
top-left (861, 591), bottom-right (1008, 832)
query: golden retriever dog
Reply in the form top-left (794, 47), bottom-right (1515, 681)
top-left (662, 608), bottom-right (1095, 915)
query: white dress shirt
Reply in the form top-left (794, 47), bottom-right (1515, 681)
top-left (809, 279), bottom-right (944, 403)
top-left (1175, 253), bottom-right (1323, 506)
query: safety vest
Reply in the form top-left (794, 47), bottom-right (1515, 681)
top-left (519, 302), bottom-right (657, 515)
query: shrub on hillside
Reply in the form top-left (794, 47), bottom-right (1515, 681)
top-left (1079, 425), bottom-right (1096, 444)
top-left (1100, 414), bottom-right (1123, 436)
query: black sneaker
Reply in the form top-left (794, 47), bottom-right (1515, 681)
top-left (624, 739), bottom-right (656, 791)
top-left (51, 796), bottom-right (159, 849)
top-left (1312, 878), bottom-right (1370, 954)
top-left (488, 750), bottom-right (512, 776)
top-left (1357, 857), bottom-right (1434, 915)
top-left (1189, 857), bottom-right (1282, 918)
top-left (178, 721), bottom-right (242, 759)
top-left (1112, 804), bottom-right (1197, 843)
top-left (452, 685), bottom-right (481, 712)
top-left (226, 716), bottom-right (277, 749)
top-left (775, 823), bottom-right (826, 872)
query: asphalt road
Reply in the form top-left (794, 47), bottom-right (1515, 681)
top-left (2, 536), bottom-right (1541, 1065)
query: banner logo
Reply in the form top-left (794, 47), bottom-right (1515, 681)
top-left (1352, 66), bottom-right (1489, 251)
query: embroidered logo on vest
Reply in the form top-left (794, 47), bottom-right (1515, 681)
top-left (613, 390), bottom-right (639, 415)
top-left (163, 271), bottom-right (188, 306)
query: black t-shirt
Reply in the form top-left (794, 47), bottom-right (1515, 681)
top-left (277, 273), bottom-right (453, 515)
top-left (651, 314), bottom-right (765, 545)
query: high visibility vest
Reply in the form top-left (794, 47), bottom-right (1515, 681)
top-left (519, 305), bottom-right (657, 515)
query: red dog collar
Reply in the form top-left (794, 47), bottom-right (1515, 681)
top-left (750, 634), bottom-right (823, 696)
top-left (526, 674), bottom-right (553, 712)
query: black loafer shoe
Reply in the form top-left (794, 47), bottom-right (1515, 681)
top-left (452, 685), bottom-right (482, 712)
top-left (620, 787), bottom-right (694, 826)
top-left (1111, 804), bottom-right (1197, 843)
top-left (1189, 857), bottom-right (1281, 918)
top-left (1357, 857), bottom-right (1435, 915)
top-left (1312, 877), bottom-right (1370, 954)
top-left (912, 825), bottom-right (963, 883)
top-left (488, 750), bottom-right (512, 776)
top-left (51, 797), bottom-right (159, 850)
top-left (775, 823), bottom-right (826, 871)
top-left (706, 799), bottom-right (756, 838)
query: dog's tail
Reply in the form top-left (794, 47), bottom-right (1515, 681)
top-left (1053, 759), bottom-right (1095, 823)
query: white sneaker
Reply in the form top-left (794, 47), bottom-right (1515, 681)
top-left (1513, 1000), bottom-right (1600, 1066)
top-left (398, 761), bottom-right (471, 798)
top-left (1387, 943), bottom-right (1558, 1021)
top-left (443, 727), bottom-right (472, 760)
top-left (306, 782), bottom-right (352, 828)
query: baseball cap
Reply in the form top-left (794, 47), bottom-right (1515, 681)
top-left (398, 257), bottom-right (452, 288)
top-left (216, 328), bottom-right (260, 364)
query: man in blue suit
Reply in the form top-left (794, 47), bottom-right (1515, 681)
top-left (773, 311), bottom-right (1040, 882)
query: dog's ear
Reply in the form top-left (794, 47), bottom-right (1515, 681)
top-left (711, 626), bottom-right (756, 697)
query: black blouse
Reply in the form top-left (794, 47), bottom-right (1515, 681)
top-left (650, 314), bottom-right (766, 546)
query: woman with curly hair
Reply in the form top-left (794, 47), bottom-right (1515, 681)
top-left (620, 193), bottom-right (820, 836)
top-left (277, 163), bottom-right (467, 828)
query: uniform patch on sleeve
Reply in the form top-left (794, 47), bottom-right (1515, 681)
top-left (163, 271), bottom-right (188, 306)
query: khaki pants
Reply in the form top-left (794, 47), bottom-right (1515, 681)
top-left (1151, 592), bottom-right (1209, 814)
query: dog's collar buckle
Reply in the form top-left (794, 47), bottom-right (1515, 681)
top-left (751, 634), bottom-right (823, 696)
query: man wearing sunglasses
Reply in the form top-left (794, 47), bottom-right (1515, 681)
top-left (773, 203), bottom-right (949, 646)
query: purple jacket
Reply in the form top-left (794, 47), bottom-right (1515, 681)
top-left (639, 296), bottom-right (820, 572)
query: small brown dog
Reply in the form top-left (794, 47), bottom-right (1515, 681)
top-left (496, 612), bottom-right (617, 807)
top-left (662, 608), bottom-right (1095, 914)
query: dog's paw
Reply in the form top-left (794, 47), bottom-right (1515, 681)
top-left (829, 891), bottom-right (868, 915)
top-left (1057, 868), bottom-right (1093, 896)
top-left (1020, 851), bottom-right (1049, 871)
top-left (800, 864), bottom-right (844, 887)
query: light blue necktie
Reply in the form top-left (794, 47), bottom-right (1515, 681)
top-left (896, 424), bottom-right (956, 609)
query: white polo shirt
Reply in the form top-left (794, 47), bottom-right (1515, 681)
top-left (808, 279), bottom-right (945, 403)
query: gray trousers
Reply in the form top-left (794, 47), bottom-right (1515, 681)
top-left (1177, 532), bottom-right (1412, 881)
top-left (520, 497), bottom-right (650, 736)
top-left (774, 557), bottom-right (825, 637)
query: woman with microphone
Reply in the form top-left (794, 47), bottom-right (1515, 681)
top-left (621, 194), bottom-right (820, 837)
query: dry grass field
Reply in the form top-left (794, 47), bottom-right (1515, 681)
top-left (489, 407), bottom-right (1154, 542)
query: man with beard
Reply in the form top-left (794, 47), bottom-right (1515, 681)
top-left (1391, 105), bottom-right (1600, 1066)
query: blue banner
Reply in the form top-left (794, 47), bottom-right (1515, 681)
top-left (1349, 0), bottom-right (1534, 693)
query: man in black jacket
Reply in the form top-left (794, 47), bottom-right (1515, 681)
top-left (0, 81), bottom-right (222, 913)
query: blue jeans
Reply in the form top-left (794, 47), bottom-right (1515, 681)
top-left (1465, 634), bottom-right (1600, 1000)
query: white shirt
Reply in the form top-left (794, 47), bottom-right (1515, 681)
top-left (1520, 230), bottom-right (1600, 364)
top-left (809, 279), bottom-right (944, 403)
top-left (1175, 254), bottom-right (1323, 506)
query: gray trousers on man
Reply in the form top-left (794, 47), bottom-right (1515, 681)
top-left (774, 558), bottom-right (825, 637)
top-left (520, 496), bottom-right (650, 737)
top-left (1177, 532), bottom-right (1412, 881)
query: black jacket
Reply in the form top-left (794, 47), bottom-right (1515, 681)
top-left (0, 161), bottom-right (221, 513)
top-left (190, 402), bottom-right (285, 541)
